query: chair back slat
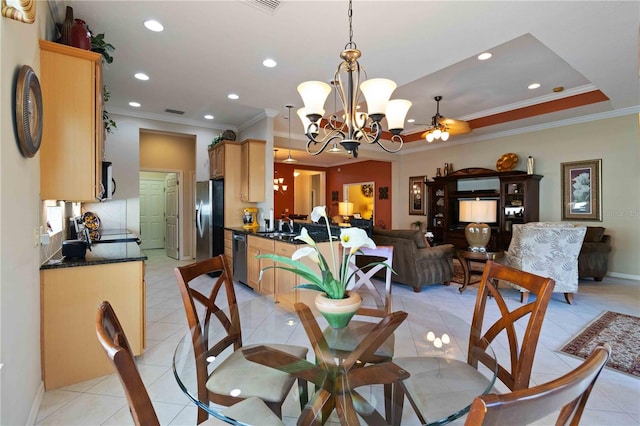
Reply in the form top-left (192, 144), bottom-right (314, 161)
top-left (469, 260), bottom-right (555, 391)
top-left (96, 301), bottom-right (160, 426)
top-left (465, 345), bottom-right (611, 425)
top-left (348, 245), bottom-right (394, 317)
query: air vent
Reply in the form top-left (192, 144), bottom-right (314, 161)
top-left (242, 0), bottom-right (281, 14)
top-left (165, 108), bottom-right (185, 115)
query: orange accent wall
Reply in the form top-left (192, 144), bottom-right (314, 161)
top-left (327, 161), bottom-right (392, 228)
top-left (274, 161), bottom-right (392, 228)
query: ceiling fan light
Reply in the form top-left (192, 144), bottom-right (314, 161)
top-left (433, 128), bottom-right (442, 139)
top-left (441, 131), bottom-right (450, 141)
top-left (426, 133), bottom-right (435, 143)
top-left (360, 78), bottom-right (396, 117)
top-left (386, 99), bottom-right (412, 131)
top-left (297, 81), bottom-right (331, 116)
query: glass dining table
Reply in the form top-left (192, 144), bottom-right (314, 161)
top-left (172, 289), bottom-right (498, 425)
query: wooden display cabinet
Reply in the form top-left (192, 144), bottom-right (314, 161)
top-left (39, 40), bottom-right (104, 201)
top-left (429, 168), bottom-right (542, 251)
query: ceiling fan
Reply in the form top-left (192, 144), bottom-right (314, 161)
top-left (419, 96), bottom-right (471, 142)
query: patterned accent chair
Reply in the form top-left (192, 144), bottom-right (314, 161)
top-left (504, 222), bottom-right (586, 304)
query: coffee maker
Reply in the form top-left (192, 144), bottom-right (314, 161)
top-left (242, 208), bottom-right (259, 229)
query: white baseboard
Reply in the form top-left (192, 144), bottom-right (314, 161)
top-left (607, 272), bottom-right (640, 281)
top-left (26, 381), bottom-right (45, 425)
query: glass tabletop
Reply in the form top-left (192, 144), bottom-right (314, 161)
top-left (172, 289), bottom-right (498, 425)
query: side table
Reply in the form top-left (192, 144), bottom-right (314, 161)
top-left (455, 249), bottom-right (504, 293)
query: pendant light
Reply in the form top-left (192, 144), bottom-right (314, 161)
top-left (282, 104), bottom-right (298, 164)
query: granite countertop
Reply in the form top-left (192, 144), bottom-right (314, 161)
top-left (225, 222), bottom-right (340, 244)
top-left (41, 241), bottom-right (147, 270)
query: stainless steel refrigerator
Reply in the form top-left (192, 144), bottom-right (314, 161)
top-left (195, 180), bottom-right (224, 261)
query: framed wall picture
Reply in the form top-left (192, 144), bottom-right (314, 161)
top-left (2, 0), bottom-right (36, 23)
top-left (561, 159), bottom-right (602, 221)
top-left (409, 176), bottom-right (426, 215)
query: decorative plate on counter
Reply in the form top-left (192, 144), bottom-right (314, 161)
top-left (82, 212), bottom-right (101, 231)
top-left (497, 153), bottom-right (519, 172)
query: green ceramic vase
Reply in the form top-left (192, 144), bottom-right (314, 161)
top-left (314, 291), bottom-right (362, 329)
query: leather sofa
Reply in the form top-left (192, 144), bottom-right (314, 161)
top-left (365, 227), bottom-right (454, 292)
top-left (578, 226), bottom-right (611, 281)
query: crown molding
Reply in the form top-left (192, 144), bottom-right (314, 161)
top-left (401, 106), bottom-right (640, 155)
top-left (108, 107), bottom-right (236, 131)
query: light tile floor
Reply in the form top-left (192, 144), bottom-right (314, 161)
top-left (36, 249), bottom-right (640, 425)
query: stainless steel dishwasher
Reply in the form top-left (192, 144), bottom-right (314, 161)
top-left (232, 232), bottom-right (247, 284)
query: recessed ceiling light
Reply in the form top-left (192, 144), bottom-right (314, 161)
top-left (263, 58), bottom-right (277, 68)
top-left (129, 101), bottom-right (141, 107)
top-left (477, 52), bottom-right (492, 60)
top-left (407, 118), bottom-right (415, 123)
top-left (144, 20), bottom-right (164, 32)
top-left (204, 114), bottom-right (214, 120)
top-left (228, 93), bottom-right (239, 100)
top-left (134, 72), bottom-right (149, 81)
top-left (528, 83), bottom-right (541, 90)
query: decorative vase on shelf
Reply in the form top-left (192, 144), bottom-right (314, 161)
top-left (60, 6), bottom-right (74, 45)
top-left (314, 291), bottom-right (362, 329)
top-left (71, 19), bottom-right (91, 50)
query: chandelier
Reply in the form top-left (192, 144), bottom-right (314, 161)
top-left (296, 0), bottom-right (412, 158)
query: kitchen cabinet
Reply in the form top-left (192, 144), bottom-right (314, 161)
top-left (274, 241), bottom-right (297, 298)
top-left (40, 260), bottom-right (145, 390)
top-left (224, 229), bottom-right (233, 267)
top-left (240, 139), bottom-right (266, 202)
top-left (247, 235), bottom-right (274, 293)
top-left (208, 143), bottom-right (225, 179)
top-left (39, 40), bottom-right (104, 201)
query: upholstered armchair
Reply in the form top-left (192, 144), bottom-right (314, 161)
top-left (503, 222), bottom-right (586, 304)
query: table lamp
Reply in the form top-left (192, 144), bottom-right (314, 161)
top-left (459, 198), bottom-right (497, 252)
top-left (338, 201), bottom-right (354, 223)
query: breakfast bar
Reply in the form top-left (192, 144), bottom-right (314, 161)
top-left (40, 241), bottom-right (147, 390)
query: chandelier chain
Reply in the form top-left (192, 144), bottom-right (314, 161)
top-left (346, 0), bottom-right (356, 50)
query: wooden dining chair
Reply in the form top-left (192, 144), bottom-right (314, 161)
top-left (324, 245), bottom-right (395, 363)
top-left (174, 255), bottom-right (308, 423)
top-left (96, 300), bottom-right (283, 426)
top-left (391, 260), bottom-right (555, 425)
top-left (465, 344), bottom-right (611, 425)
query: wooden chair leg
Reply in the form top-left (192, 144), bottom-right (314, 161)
top-left (564, 292), bottom-right (574, 304)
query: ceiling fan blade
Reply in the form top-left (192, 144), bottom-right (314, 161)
top-left (438, 117), bottom-right (472, 134)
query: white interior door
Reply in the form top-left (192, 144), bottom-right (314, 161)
top-left (165, 173), bottom-right (179, 259)
top-left (140, 179), bottom-right (165, 249)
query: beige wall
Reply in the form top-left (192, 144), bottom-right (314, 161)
top-left (140, 131), bottom-right (196, 259)
top-left (394, 114), bottom-right (640, 277)
top-left (0, 8), bottom-right (54, 424)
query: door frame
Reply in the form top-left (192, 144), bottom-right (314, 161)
top-left (139, 168), bottom-right (186, 260)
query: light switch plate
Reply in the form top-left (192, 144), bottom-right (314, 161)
top-left (33, 227), bottom-right (40, 247)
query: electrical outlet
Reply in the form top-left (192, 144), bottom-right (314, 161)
top-left (40, 233), bottom-right (51, 245)
top-left (33, 227), bottom-right (40, 247)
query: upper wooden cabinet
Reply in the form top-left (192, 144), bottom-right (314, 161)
top-left (39, 40), bottom-right (104, 201)
top-left (208, 143), bottom-right (225, 179)
top-left (240, 139), bottom-right (265, 202)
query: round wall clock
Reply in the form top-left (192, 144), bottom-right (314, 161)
top-left (15, 65), bottom-right (43, 158)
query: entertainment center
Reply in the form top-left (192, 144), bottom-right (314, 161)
top-left (426, 168), bottom-right (543, 251)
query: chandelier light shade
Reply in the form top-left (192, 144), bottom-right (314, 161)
top-left (459, 198), bottom-right (497, 252)
top-left (297, 0), bottom-right (411, 158)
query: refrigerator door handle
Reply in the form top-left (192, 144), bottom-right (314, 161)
top-left (196, 200), bottom-right (204, 238)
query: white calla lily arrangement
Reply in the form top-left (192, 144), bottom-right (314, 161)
top-left (257, 205), bottom-right (392, 300)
